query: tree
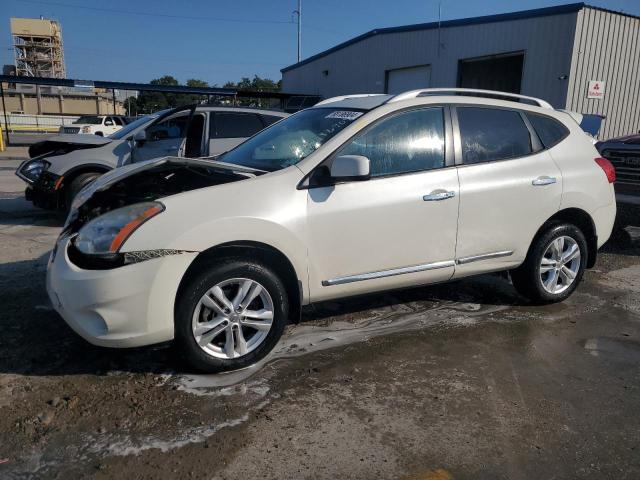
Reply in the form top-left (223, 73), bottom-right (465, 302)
top-left (223, 75), bottom-right (281, 108)
top-left (124, 75), bottom-right (282, 115)
top-left (127, 76), bottom-right (211, 115)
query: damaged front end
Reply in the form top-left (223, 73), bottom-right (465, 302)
top-left (61, 157), bottom-right (260, 270)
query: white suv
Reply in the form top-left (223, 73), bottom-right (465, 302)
top-left (59, 115), bottom-right (127, 136)
top-left (47, 89), bottom-right (617, 372)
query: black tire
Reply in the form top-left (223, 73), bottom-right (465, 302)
top-left (175, 259), bottom-right (289, 373)
top-left (65, 172), bottom-right (101, 209)
top-left (510, 223), bottom-right (588, 304)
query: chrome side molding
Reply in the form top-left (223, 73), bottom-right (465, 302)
top-left (456, 250), bottom-right (514, 265)
top-left (322, 251), bottom-right (514, 286)
top-left (322, 260), bottom-right (455, 286)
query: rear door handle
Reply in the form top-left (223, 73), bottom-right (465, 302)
top-left (532, 176), bottom-right (557, 186)
top-left (423, 190), bottom-right (456, 201)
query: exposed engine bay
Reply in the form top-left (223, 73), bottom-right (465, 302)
top-left (64, 158), bottom-right (258, 235)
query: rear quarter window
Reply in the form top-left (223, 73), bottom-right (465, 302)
top-left (261, 115), bottom-right (284, 126)
top-left (525, 113), bottom-right (569, 149)
top-left (210, 113), bottom-right (264, 139)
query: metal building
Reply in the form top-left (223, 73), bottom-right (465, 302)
top-left (281, 3), bottom-right (640, 139)
top-left (11, 17), bottom-right (66, 79)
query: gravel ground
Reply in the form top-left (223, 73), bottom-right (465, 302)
top-left (1, 155), bottom-right (639, 479)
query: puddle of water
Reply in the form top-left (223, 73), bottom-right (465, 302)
top-left (87, 414), bottom-right (249, 457)
top-left (173, 300), bottom-right (509, 392)
top-left (583, 337), bottom-right (640, 363)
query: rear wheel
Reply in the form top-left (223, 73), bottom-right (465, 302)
top-left (175, 259), bottom-right (288, 372)
top-left (511, 223), bottom-right (587, 304)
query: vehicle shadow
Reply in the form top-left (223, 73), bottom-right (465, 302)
top-left (0, 249), bottom-right (525, 378)
top-left (602, 225), bottom-right (640, 257)
top-left (1, 226), bottom-right (638, 378)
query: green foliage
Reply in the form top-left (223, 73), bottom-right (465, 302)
top-left (124, 75), bottom-right (281, 116)
top-left (223, 75), bottom-right (281, 108)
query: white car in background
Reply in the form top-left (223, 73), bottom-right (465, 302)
top-left (59, 115), bottom-right (128, 136)
top-left (47, 88), bottom-right (617, 373)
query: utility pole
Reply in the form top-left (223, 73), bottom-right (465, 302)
top-left (293, 0), bottom-right (302, 62)
top-left (437, 1), bottom-right (442, 58)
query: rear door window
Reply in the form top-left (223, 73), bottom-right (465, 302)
top-left (525, 113), bottom-right (569, 148)
top-left (210, 113), bottom-right (265, 139)
top-left (457, 107), bottom-right (532, 164)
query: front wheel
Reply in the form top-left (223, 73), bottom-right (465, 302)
top-left (175, 259), bottom-right (289, 372)
top-left (65, 172), bottom-right (101, 210)
top-left (511, 223), bottom-right (587, 304)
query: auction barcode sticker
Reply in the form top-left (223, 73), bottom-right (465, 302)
top-left (325, 111), bottom-right (364, 121)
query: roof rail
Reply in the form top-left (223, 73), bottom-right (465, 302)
top-left (315, 93), bottom-right (387, 106)
top-left (388, 88), bottom-right (553, 109)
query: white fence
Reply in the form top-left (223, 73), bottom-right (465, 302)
top-left (0, 113), bottom-right (80, 133)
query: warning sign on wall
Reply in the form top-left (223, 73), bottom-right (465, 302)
top-left (587, 80), bottom-right (605, 99)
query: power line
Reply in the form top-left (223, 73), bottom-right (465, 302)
top-left (15, 0), bottom-right (295, 25)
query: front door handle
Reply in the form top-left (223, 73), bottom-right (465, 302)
top-left (423, 190), bottom-right (456, 201)
top-left (532, 176), bottom-right (557, 186)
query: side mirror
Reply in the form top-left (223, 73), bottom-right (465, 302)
top-left (105, 120), bottom-right (114, 126)
top-left (133, 130), bottom-right (147, 142)
top-left (330, 155), bottom-right (370, 181)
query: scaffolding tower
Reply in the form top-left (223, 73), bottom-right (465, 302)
top-left (11, 17), bottom-right (66, 78)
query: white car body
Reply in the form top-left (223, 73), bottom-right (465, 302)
top-left (47, 89), bottom-right (616, 366)
top-left (59, 115), bottom-right (127, 136)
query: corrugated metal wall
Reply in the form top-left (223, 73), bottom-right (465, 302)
top-left (567, 8), bottom-right (640, 139)
top-left (282, 12), bottom-right (578, 108)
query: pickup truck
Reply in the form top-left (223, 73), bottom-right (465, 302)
top-left (59, 115), bottom-right (128, 136)
top-left (597, 133), bottom-right (640, 228)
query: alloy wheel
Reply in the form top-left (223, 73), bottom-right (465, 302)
top-left (191, 278), bottom-right (274, 359)
top-left (539, 235), bottom-right (581, 294)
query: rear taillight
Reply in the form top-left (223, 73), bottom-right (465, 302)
top-left (595, 157), bottom-right (616, 183)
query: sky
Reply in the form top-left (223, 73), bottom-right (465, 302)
top-left (2, 0), bottom-right (640, 87)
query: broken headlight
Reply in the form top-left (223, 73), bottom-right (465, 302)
top-left (74, 202), bottom-right (164, 255)
top-left (18, 159), bottom-right (50, 183)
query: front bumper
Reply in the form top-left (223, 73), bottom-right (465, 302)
top-left (20, 169), bottom-right (64, 210)
top-left (46, 236), bottom-right (198, 348)
top-left (25, 185), bottom-right (61, 210)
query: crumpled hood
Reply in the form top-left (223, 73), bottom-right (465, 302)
top-left (29, 134), bottom-right (113, 158)
top-left (64, 156), bottom-right (263, 233)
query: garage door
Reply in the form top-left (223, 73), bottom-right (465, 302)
top-left (386, 65), bottom-right (431, 94)
top-left (458, 53), bottom-right (524, 94)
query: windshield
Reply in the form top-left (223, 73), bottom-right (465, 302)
top-left (219, 108), bottom-right (366, 171)
top-left (74, 116), bottom-right (103, 125)
top-left (108, 115), bottom-right (157, 139)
